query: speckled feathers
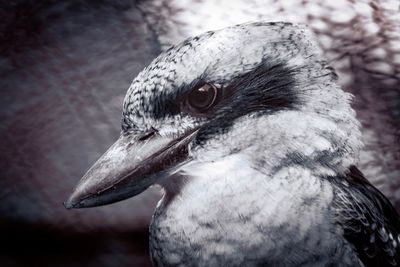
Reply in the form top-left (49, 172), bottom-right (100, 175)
top-left (122, 22), bottom-right (341, 136)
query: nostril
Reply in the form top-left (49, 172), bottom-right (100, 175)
top-left (138, 127), bottom-right (158, 141)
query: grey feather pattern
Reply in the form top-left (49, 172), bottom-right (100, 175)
top-left (332, 166), bottom-right (400, 266)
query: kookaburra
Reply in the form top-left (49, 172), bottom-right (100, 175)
top-left (65, 22), bottom-right (400, 266)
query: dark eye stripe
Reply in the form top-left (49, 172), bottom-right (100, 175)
top-left (194, 61), bottom-right (298, 145)
top-left (129, 59), bottom-right (297, 125)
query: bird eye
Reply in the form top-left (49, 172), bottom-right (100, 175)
top-left (186, 83), bottom-right (218, 112)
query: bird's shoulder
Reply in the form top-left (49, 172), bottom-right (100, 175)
top-left (331, 166), bottom-right (400, 266)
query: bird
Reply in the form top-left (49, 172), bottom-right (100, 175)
top-left (139, 0), bottom-right (400, 208)
top-left (65, 22), bottom-right (400, 266)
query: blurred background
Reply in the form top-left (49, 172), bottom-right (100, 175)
top-left (1, 1), bottom-right (161, 266)
top-left (1, 0), bottom-right (399, 266)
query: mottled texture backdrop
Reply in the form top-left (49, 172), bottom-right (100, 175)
top-left (1, 0), bottom-right (399, 266)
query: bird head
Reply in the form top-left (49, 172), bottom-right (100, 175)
top-left (65, 22), bottom-right (362, 209)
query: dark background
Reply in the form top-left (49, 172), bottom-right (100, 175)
top-left (1, 1), bottom-right (399, 266)
top-left (1, 1), bottom-right (161, 266)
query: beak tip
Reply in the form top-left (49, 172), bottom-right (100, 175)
top-left (64, 193), bottom-right (82, 209)
top-left (63, 198), bottom-right (76, 209)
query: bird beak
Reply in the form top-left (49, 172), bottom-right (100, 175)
top-left (64, 129), bottom-right (197, 209)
